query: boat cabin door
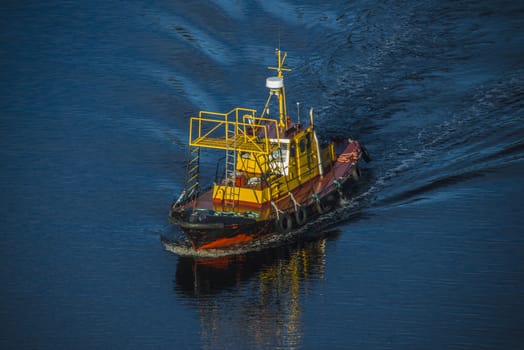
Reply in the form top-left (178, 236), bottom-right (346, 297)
top-left (296, 131), bottom-right (318, 180)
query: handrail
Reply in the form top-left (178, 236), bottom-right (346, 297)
top-left (189, 107), bottom-right (280, 154)
top-left (192, 119), bottom-right (225, 141)
top-left (199, 107), bottom-right (257, 120)
top-left (190, 120), bottom-right (268, 153)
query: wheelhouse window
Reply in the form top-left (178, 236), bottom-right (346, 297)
top-left (299, 139), bottom-right (306, 153)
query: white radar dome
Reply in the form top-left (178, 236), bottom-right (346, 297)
top-left (266, 77), bottom-right (284, 89)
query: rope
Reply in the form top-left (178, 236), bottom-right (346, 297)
top-left (270, 200), bottom-right (283, 220)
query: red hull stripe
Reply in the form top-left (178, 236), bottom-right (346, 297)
top-left (197, 233), bottom-right (254, 250)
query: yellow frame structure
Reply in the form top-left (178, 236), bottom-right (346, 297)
top-left (189, 107), bottom-right (281, 154)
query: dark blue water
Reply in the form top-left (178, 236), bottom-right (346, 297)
top-left (1, 1), bottom-right (523, 349)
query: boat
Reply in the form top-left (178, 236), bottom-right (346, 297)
top-left (168, 49), bottom-right (370, 250)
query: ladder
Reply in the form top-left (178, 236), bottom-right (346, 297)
top-left (223, 135), bottom-right (239, 208)
top-left (184, 146), bottom-right (201, 199)
top-left (225, 147), bottom-right (236, 181)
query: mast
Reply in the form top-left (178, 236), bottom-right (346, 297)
top-left (266, 49), bottom-right (291, 127)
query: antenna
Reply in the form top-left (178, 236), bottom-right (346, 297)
top-left (296, 102), bottom-right (300, 124)
top-left (267, 49), bottom-right (291, 127)
top-left (278, 22), bottom-right (281, 51)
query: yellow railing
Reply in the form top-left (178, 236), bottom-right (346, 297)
top-left (189, 107), bottom-right (280, 154)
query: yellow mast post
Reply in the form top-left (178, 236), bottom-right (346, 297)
top-left (268, 49), bottom-right (291, 128)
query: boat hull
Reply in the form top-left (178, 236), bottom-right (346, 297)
top-left (169, 171), bottom-right (349, 250)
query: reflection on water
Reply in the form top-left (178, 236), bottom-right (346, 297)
top-left (175, 231), bottom-right (339, 349)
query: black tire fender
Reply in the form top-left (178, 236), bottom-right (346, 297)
top-left (295, 206), bottom-right (308, 226)
top-left (315, 200), bottom-right (324, 214)
top-left (276, 213), bottom-right (293, 233)
top-left (351, 166), bottom-right (361, 181)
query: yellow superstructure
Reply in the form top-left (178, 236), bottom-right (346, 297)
top-left (187, 49), bottom-right (337, 208)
